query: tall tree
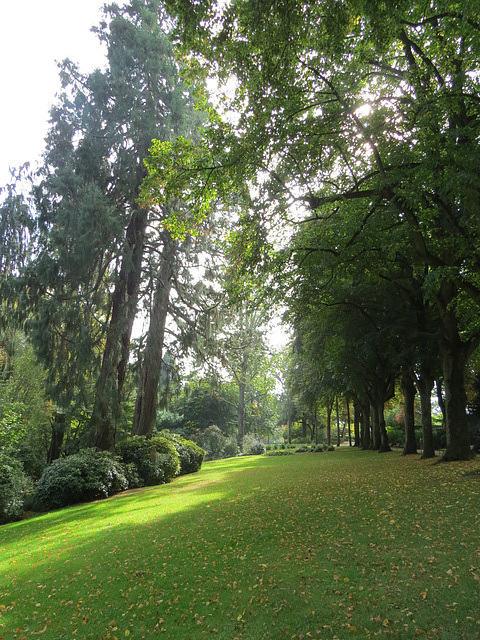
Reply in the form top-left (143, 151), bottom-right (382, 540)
top-left (2, 0), bottom-right (202, 450)
top-left (160, 0), bottom-right (480, 460)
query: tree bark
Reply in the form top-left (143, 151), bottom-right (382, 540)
top-left (416, 366), bottom-right (436, 459)
top-left (237, 380), bottom-right (246, 451)
top-left (47, 412), bottom-right (66, 464)
top-left (437, 278), bottom-right (475, 461)
top-left (132, 234), bottom-right (175, 438)
top-left (401, 365), bottom-right (418, 455)
top-left (326, 404), bottom-right (332, 446)
top-left (92, 208), bottom-right (148, 451)
top-left (353, 399), bottom-right (361, 447)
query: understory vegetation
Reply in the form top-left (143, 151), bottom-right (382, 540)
top-left (1, 450), bottom-right (479, 639)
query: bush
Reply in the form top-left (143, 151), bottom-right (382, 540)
top-left (264, 450), bottom-right (294, 456)
top-left (116, 435), bottom-right (180, 486)
top-left (313, 444), bottom-right (324, 452)
top-left (202, 425), bottom-right (228, 458)
top-left (158, 431), bottom-right (205, 475)
top-left (0, 454), bottom-right (31, 524)
top-left (222, 438), bottom-right (239, 458)
top-left (248, 441), bottom-right (266, 455)
top-left (295, 445), bottom-right (312, 453)
top-left (35, 449), bottom-right (129, 511)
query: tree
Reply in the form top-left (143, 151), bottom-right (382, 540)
top-left (2, 0), bottom-right (203, 450)
top-left (162, 0), bottom-right (480, 460)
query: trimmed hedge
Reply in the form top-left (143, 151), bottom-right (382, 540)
top-left (35, 449), bottom-right (129, 510)
top-left (116, 435), bottom-right (180, 486)
top-left (158, 431), bottom-right (205, 475)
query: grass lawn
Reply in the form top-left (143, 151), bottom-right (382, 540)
top-left (1, 449), bottom-right (480, 640)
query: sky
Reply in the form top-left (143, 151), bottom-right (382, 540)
top-left (0, 0), bottom-right (108, 187)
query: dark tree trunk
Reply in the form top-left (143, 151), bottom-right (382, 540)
top-left (371, 402), bottom-right (380, 450)
top-left (346, 400), bottom-right (352, 446)
top-left (402, 365), bottom-right (418, 455)
top-left (132, 235), bottom-right (175, 438)
top-left (353, 400), bottom-right (361, 447)
top-left (92, 209), bottom-right (148, 451)
top-left (47, 412), bottom-right (66, 464)
top-left (377, 400), bottom-right (391, 453)
top-left (416, 367), bottom-right (436, 459)
top-left (336, 396), bottom-right (341, 446)
top-left (360, 401), bottom-right (371, 450)
top-left (437, 278), bottom-right (475, 461)
top-left (326, 404), bottom-right (332, 446)
top-left (237, 380), bottom-right (246, 451)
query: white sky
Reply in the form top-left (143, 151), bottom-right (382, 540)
top-left (0, 0), bottom-right (107, 186)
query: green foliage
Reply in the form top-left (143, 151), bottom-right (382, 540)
top-left (221, 438), bottom-right (239, 458)
top-left (0, 453), bottom-right (31, 524)
top-left (116, 435), bottom-right (180, 486)
top-left (158, 430), bottom-right (205, 475)
top-left (264, 449), bottom-right (294, 456)
top-left (247, 441), bottom-right (266, 455)
top-left (0, 403), bottom-right (26, 453)
top-left (35, 449), bottom-right (129, 510)
top-left (199, 425), bottom-right (228, 459)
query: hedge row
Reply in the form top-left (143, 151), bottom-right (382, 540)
top-left (1, 433), bottom-right (206, 521)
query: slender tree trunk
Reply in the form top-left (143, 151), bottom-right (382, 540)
top-left (346, 400), bottom-right (352, 446)
top-left (237, 380), bottom-right (246, 451)
top-left (377, 400), bottom-right (391, 453)
top-left (47, 412), bottom-right (66, 464)
top-left (132, 235), bottom-right (175, 438)
top-left (353, 400), bottom-right (361, 447)
top-left (336, 396), bottom-right (340, 446)
top-left (326, 404), bottom-right (332, 446)
top-left (402, 365), bottom-right (418, 455)
top-left (371, 402), bottom-right (380, 450)
top-left (437, 278), bottom-right (475, 461)
top-left (92, 208), bottom-right (147, 451)
top-left (417, 367), bottom-right (436, 459)
top-left (361, 401), bottom-right (371, 450)
top-left (302, 414), bottom-right (307, 439)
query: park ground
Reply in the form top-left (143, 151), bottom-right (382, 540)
top-left (1, 448), bottom-right (480, 639)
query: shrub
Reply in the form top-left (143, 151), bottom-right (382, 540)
top-left (248, 441), bottom-right (266, 455)
top-left (222, 438), bottom-right (239, 458)
top-left (264, 450), bottom-right (294, 456)
top-left (116, 435), bottom-right (180, 486)
top-left (35, 449), bottom-right (129, 511)
top-left (202, 425), bottom-right (228, 458)
top-left (0, 454), bottom-right (31, 524)
top-left (313, 444), bottom-right (324, 452)
top-left (158, 431), bottom-right (205, 475)
top-left (295, 445), bottom-right (312, 453)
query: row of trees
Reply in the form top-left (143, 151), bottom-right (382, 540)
top-left (153, 0), bottom-right (480, 461)
top-left (2, 0), bottom-right (480, 470)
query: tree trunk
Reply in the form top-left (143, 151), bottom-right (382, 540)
top-left (437, 278), bottom-right (475, 461)
top-left (336, 396), bottom-right (340, 446)
top-left (47, 412), bottom-right (66, 464)
top-left (132, 235), bottom-right (175, 438)
top-left (371, 402), bottom-right (380, 450)
top-left (92, 208), bottom-right (147, 451)
top-left (353, 400), bottom-right (361, 447)
top-left (326, 404), bottom-right (332, 446)
top-left (416, 367), bottom-right (436, 459)
top-left (237, 380), bottom-right (246, 451)
top-left (377, 400), bottom-right (391, 453)
top-left (401, 365), bottom-right (418, 455)
top-left (360, 401), bottom-right (371, 450)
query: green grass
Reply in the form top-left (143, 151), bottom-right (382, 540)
top-left (1, 449), bottom-right (480, 640)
